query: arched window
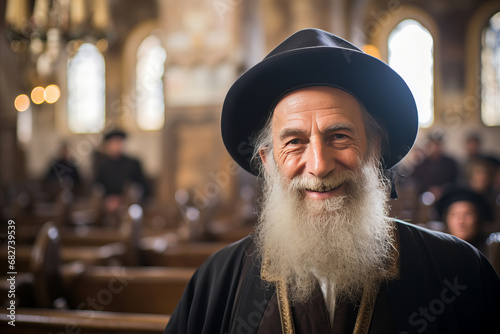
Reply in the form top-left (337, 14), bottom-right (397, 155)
top-left (388, 19), bottom-right (434, 128)
top-left (67, 43), bottom-right (105, 133)
top-left (481, 11), bottom-right (500, 126)
top-left (136, 35), bottom-right (166, 130)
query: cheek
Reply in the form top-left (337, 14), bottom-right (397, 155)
top-left (447, 219), bottom-right (458, 230)
top-left (447, 216), bottom-right (462, 232)
top-left (276, 152), bottom-right (302, 179)
top-left (335, 149), bottom-right (363, 170)
top-left (464, 217), bottom-right (477, 230)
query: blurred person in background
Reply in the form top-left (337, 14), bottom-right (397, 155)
top-left (466, 157), bottom-right (500, 233)
top-left (94, 129), bottom-right (149, 214)
top-left (409, 131), bottom-right (459, 200)
top-left (43, 141), bottom-right (82, 199)
top-left (436, 187), bottom-right (493, 254)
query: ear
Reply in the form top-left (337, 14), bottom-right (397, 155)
top-left (259, 148), bottom-right (270, 172)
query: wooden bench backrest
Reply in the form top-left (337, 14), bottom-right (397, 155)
top-left (141, 241), bottom-right (227, 267)
top-left (0, 308), bottom-right (169, 334)
top-left (64, 266), bottom-right (195, 314)
top-left (30, 222), bottom-right (64, 308)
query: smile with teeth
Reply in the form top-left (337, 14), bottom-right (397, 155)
top-left (306, 184), bottom-right (342, 193)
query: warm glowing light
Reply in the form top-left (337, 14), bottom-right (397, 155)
top-left (31, 86), bottom-right (45, 104)
top-left (96, 39), bottom-right (109, 52)
top-left (362, 44), bottom-right (381, 59)
top-left (14, 94), bottom-right (30, 112)
top-left (44, 84), bottom-right (61, 103)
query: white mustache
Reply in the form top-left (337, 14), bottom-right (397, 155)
top-left (289, 171), bottom-right (355, 193)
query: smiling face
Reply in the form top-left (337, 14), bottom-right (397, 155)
top-left (254, 87), bottom-right (392, 304)
top-left (260, 86), bottom-right (369, 200)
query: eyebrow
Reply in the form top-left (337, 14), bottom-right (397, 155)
top-left (323, 123), bottom-right (355, 134)
top-left (279, 123), bottom-right (355, 141)
top-left (279, 128), bottom-right (304, 141)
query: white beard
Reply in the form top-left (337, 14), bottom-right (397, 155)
top-left (255, 156), bottom-right (394, 304)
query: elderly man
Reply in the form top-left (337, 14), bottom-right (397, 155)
top-left (164, 29), bottom-right (499, 333)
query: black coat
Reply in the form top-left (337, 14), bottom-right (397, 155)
top-left (94, 155), bottom-right (148, 197)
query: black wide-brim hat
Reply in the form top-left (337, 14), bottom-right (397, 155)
top-left (436, 187), bottom-right (493, 222)
top-left (221, 28), bottom-right (418, 175)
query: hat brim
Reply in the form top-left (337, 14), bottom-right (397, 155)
top-left (221, 47), bottom-right (418, 175)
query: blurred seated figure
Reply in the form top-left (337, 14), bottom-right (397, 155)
top-left (467, 157), bottom-right (499, 196)
top-left (43, 142), bottom-right (82, 199)
top-left (461, 133), bottom-right (500, 176)
top-left (410, 131), bottom-right (459, 201)
top-left (465, 133), bottom-right (482, 161)
top-left (94, 129), bottom-right (149, 214)
top-left (466, 157), bottom-right (500, 233)
top-left (436, 187), bottom-right (493, 254)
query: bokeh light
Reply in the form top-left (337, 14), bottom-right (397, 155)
top-left (362, 44), bottom-right (381, 59)
top-left (421, 191), bottom-right (436, 206)
top-left (31, 86), bottom-right (45, 104)
top-left (96, 39), bottom-right (109, 52)
top-left (44, 84), bottom-right (61, 103)
top-left (14, 94), bottom-right (30, 112)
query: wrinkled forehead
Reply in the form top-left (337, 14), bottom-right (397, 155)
top-left (270, 86), bottom-right (368, 133)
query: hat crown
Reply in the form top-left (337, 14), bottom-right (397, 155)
top-left (265, 28), bottom-right (361, 60)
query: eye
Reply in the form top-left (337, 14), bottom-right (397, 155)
top-left (287, 138), bottom-right (301, 145)
top-left (331, 133), bottom-right (349, 140)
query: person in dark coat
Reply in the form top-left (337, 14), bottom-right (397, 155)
top-left (164, 29), bottom-right (499, 334)
top-left (44, 142), bottom-right (82, 198)
top-left (94, 129), bottom-right (149, 212)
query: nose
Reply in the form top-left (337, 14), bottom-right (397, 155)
top-left (305, 139), bottom-right (335, 178)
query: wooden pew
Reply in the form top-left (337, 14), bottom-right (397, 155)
top-left (12, 189), bottom-right (72, 228)
top-left (61, 203), bottom-right (143, 265)
top-left (13, 222), bottom-right (195, 314)
top-left (30, 222), bottom-right (65, 308)
top-left (7, 203), bottom-right (143, 269)
top-left (141, 237), bottom-right (228, 267)
top-left (63, 266), bottom-right (195, 314)
top-left (0, 243), bottom-right (126, 272)
top-left (0, 308), bottom-right (169, 334)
